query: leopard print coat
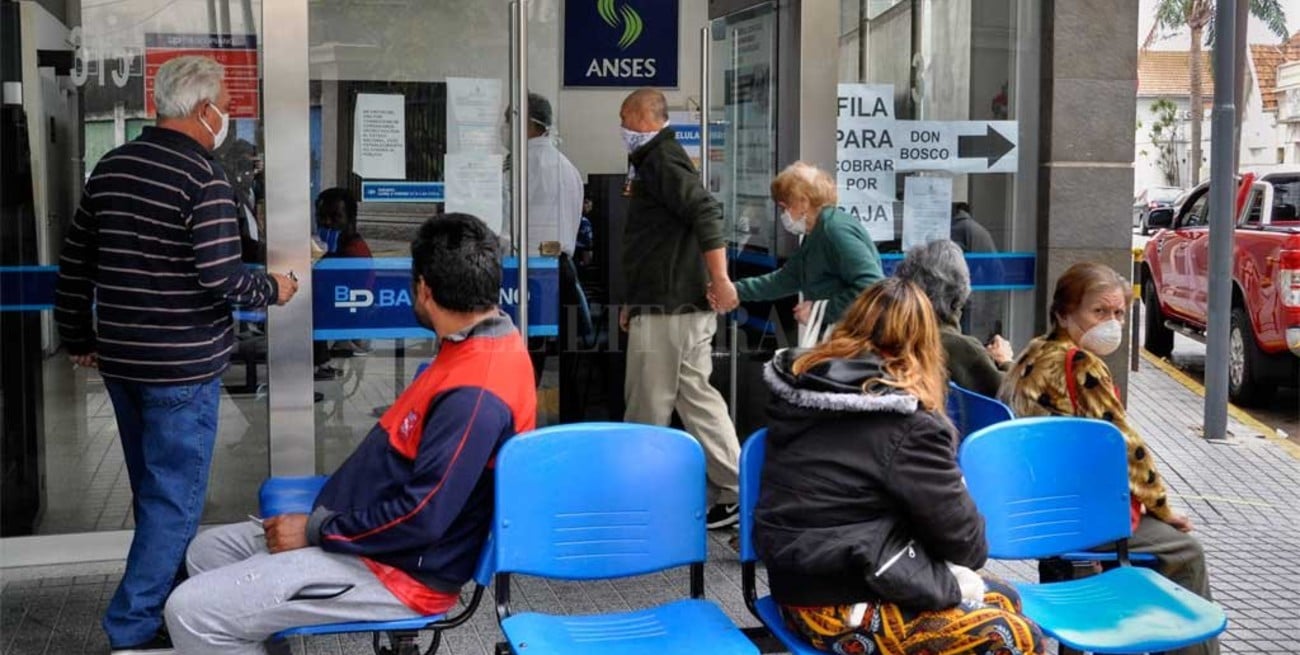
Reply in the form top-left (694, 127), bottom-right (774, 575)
top-left (997, 329), bottom-right (1173, 521)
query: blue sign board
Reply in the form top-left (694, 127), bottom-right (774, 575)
top-left (671, 124), bottom-right (700, 149)
top-left (360, 181), bottom-right (445, 203)
top-left (563, 0), bottom-right (679, 88)
top-left (312, 257), bottom-right (559, 339)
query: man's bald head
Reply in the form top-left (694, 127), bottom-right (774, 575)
top-left (620, 88), bottom-right (668, 131)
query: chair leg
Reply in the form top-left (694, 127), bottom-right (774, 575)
top-left (494, 641), bottom-right (513, 655)
top-left (376, 631), bottom-right (421, 655)
top-left (420, 630), bottom-right (443, 655)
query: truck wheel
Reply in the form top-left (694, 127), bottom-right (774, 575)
top-left (1143, 278), bottom-right (1173, 358)
top-left (1229, 307), bottom-right (1270, 406)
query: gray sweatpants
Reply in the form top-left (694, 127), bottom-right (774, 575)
top-left (164, 522), bottom-right (418, 654)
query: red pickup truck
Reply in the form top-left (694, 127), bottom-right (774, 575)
top-left (1142, 171), bottom-right (1300, 405)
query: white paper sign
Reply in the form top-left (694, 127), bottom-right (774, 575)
top-left (353, 94), bottom-right (406, 180)
top-left (902, 176), bottom-right (953, 251)
top-left (445, 153), bottom-right (505, 235)
top-left (836, 83), bottom-right (897, 241)
top-left (446, 77), bottom-right (503, 154)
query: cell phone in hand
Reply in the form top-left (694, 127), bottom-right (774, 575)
top-left (985, 320), bottom-right (1004, 346)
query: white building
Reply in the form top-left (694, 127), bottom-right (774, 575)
top-left (1135, 36), bottom-right (1300, 194)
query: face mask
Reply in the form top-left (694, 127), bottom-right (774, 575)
top-left (621, 127), bottom-right (659, 153)
top-left (1077, 318), bottom-right (1123, 356)
top-left (200, 103), bottom-right (229, 151)
top-left (317, 228), bottom-right (341, 254)
top-left (779, 210), bottom-right (806, 235)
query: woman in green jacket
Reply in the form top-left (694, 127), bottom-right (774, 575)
top-left (717, 162), bottom-right (883, 335)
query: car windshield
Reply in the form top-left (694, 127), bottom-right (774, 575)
top-left (1148, 187), bottom-right (1182, 202)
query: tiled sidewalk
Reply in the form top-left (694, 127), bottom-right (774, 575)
top-left (3, 361), bottom-right (1297, 654)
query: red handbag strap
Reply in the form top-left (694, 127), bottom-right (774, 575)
top-left (1064, 347), bottom-right (1081, 413)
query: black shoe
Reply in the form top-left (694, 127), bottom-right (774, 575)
top-left (111, 631), bottom-right (174, 654)
top-left (706, 503), bottom-right (739, 530)
top-left (314, 364), bottom-right (341, 381)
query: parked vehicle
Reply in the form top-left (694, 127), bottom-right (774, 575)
top-left (1133, 186), bottom-right (1184, 235)
top-left (1142, 171), bottom-right (1300, 404)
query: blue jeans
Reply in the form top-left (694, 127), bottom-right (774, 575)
top-left (102, 376), bottom-right (221, 648)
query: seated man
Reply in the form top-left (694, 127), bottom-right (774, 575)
top-left (164, 214), bottom-right (536, 654)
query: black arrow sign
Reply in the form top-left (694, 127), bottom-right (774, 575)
top-left (958, 124), bottom-right (1015, 167)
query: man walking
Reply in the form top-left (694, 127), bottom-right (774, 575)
top-left (618, 88), bottom-right (742, 529)
top-left (54, 55), bottom-right (297, 654)
top-left (164, 214), bottom-right (535, 654)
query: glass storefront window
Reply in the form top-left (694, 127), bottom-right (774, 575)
top-left (2, 0), bottom-right (268, 536)
top-left (838, 0), bottom-right (1037, 341)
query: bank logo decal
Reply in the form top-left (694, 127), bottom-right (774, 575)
top-left (597, 0), bottom-right (643, 50)
top-left (565, 0), bottom-right (677, 87)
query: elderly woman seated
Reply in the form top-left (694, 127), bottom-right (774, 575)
top-left (894, 240), bottom-right (1011, 397)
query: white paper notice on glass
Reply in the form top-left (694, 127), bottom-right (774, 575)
top-left (352, 93), bottom-right (406, 180)
top-left (902, 176), bottom-right (953, 251)
top-left (445, 153), bottom-right (505, 235)
top-left (447, 77), bottom-right (503, 154)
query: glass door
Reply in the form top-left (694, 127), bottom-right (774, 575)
top-left (299, 1), bottom-right (558, 472)
top-left (2, 0), bottom-right (271, 560)
top-left (705, 1), bottom-right (779, 438)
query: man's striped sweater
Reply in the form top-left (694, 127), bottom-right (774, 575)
top-left (55, 126), bottom-right (278, 384)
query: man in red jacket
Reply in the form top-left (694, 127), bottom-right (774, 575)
top-left (163, 214), bottom-right (536, 654)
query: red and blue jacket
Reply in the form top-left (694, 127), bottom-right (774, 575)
top-left (306, 313), bottom-right (535, 613)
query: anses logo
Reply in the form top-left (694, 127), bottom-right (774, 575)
top-left (597, 0), bottom-right (643, 50)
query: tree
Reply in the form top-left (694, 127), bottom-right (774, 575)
top-left (1153, 0), bottom-right (1288, 185)
top-left (1149, 99), bottom-right (1182, 186)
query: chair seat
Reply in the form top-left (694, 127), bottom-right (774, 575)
top-left (1013, 567), bottom-right (1226, 653)
top-left (753, 596), bottom-right (823, 655)
top-left (272, 613), bottom-right (447, 639)
top-left (500, 599), bottom-right (758, 655)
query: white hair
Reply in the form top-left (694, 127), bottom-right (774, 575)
top-left (153, 56), bottom-right (224, 119)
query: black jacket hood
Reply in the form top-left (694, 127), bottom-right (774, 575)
top-left (764, 348), bottom-right (920, 416)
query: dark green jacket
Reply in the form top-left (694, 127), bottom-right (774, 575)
top-left (941, 323), bottom-right (1010, 398)
top-left (734, 207), bottom-right (883, 323)
top-left (623, 129), bottom-right (726, 313)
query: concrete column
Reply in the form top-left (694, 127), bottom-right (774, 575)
top-left (1036, 0), bottom-right (1139, 394)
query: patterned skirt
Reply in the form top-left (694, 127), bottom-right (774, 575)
top-left (780, 573), bottom-right (1044, 655)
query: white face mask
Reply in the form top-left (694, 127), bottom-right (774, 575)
top-left (200, 103), bottom-right (229, 151)
top-left (779, 210), bottom-right (806, 235)
top-left (621, 127), bottom-right (658, 153)
top-left (1077, 318), bottom-right (1123, 356)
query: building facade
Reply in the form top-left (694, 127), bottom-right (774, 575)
top-left (1, 0), bottom-right (1141, 564)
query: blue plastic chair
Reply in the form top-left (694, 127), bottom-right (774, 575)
top-left (259, 475), bottom-right (494, 655)
top-left (959, 417), bottom-right (1226, 654)
top-left (946, 386), bottom-right (1160, 572)
top-left (737, 430), bottom-right (821, 655)
top-left (492, 423), bottom-right (758, 655)
top-left (946, 382), bottom-right (1014, 441)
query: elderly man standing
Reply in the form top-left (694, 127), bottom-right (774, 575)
top-left (55, 55), bottom-right (297, 654)
top-left (618, 88), bottom-right (741, 529)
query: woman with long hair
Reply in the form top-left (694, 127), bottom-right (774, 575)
top-left (755, 278), bottom-right (1042, 654)
top-left (999, 262), bottom-right (1216, 655)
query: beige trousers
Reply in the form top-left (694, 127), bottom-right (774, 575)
top-left (625, 312), bottom-right (740, 505)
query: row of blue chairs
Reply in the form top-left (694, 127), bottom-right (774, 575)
top-left (739, 415), bottom-right (1225, 654)
top-left (257, 393), bottom-right (1224, 654)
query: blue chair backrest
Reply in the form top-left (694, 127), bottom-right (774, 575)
top-left (959, 417), bottom-right (1132, 560)
top-left (493, 422), bottom-right (707, 580)
top-left (260, 475), bottom-right (330, 517)
top-left (738, 429), bottom-right (767, 565)
top-left (947, 382), bottom-right (1014, 440)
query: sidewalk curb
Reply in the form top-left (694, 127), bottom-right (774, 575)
top-left (1139, 351), bottom-right (1300, 460)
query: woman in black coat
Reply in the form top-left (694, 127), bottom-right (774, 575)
top-left (755, 278), bottom-right (1043, 654)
